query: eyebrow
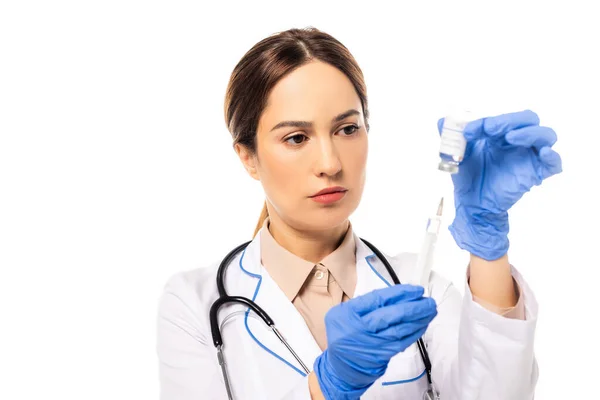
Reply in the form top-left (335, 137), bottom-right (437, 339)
top-left (269, 109), bottom-right (360, 132)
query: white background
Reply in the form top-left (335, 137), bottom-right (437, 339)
top-left (1, 1), bottom-right (598, 399)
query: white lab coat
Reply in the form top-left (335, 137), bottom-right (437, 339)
top-left (156, 229), bottom-right (539, 399)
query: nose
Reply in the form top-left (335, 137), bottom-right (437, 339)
top-left (314, 136), bottom-right (342, 177)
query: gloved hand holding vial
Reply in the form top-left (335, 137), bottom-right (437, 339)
top-left (415, 109), bottom-right (562, 293)
top-left (436, 109), bottom-right (562, 261)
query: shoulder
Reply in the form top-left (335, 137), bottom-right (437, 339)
top-left (157, 261), bottom-right (221, 326)
top-left (162, 262), bottom-right (219, 295)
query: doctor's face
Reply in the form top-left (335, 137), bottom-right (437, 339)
top-left (240, 61), bottom-right (368, 232)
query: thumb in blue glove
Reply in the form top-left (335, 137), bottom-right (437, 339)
top-left (313, 284), bottom-right (437, 400)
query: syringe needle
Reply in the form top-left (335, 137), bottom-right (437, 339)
top-left (413, 197), bottom-right (444, 293)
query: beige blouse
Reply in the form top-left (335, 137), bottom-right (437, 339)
top-left (260, 217), bottom-right (356, 350)
top-left (259, 217), bottom-right (524, 350)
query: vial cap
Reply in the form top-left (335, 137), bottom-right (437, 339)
top-left (438, 161), bottom-right (459, 174)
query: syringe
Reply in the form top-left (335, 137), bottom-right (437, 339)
top-left (413, 198), bottom-right (444, 296)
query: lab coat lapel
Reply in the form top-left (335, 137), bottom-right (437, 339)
top-left (353, 234), bottom-right (394, 298)
top-left (233, 233), bottom-right (322, 376)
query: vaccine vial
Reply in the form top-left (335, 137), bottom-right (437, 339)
top-left (438, 111), bottom-right (472, 174)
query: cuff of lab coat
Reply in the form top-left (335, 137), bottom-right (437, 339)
top-left (465, 264), bottom-right (534, 322)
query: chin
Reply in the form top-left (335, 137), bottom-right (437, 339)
top-left (304, 202), bottom-right (359, 231)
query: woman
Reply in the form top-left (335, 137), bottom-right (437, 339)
top-left (156, 27), bottom-right (562, 399)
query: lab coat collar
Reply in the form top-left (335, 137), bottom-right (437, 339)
top-left (238, 225), bottom-right (393, 296)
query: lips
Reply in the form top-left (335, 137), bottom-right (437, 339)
top-left (310, 186), bottom-right (347, 197)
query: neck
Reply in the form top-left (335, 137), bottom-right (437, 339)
top-left (266, 212), bottom-right (349, 264)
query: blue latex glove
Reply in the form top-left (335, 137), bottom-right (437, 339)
top-left (437, 110), bottom-right (563, 260)
top-left (313, 284), bottom-right (437, 400)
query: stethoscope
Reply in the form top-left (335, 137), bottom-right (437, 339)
top-left (209, 238), bottom-right (440, 400)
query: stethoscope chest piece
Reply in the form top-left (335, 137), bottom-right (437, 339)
top-left (423, 383), bottom-right (441, 400)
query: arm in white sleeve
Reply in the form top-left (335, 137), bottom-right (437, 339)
top-left (156, 279), bottom-right (228, 400)
top-left (424, 265), bottom-right (539, 400)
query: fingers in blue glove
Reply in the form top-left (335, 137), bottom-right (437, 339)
top-left (538, 146), bottom-right (563, 178)
top-left (505, 125), bottom-right (557, 151)
top-left (436, 109), bottom-right (540, 141)
top-left (369, 309), bottom-right (437, 343)
top-left (349, 284), bottom-right (425, 316)
top-left (390, 324), bottom-right (429, 349)
top-left (361, 297), bottom-right (437, 333)
top-left (467, 109), bottom-right (541, 142)
top-left (369, 323), bottom-right (432, 352)
top-left (502, 124), bottom-right (562, 179)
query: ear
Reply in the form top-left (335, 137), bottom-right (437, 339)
top-left (234, 143), bottom-right (260, 181)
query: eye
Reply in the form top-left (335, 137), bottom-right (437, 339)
top-left (339, 124), bottom-right (359, 136)
top-left (285, 134), bottom-right (308, 145)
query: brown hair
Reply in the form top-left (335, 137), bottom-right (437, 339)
top-left (223, 27), bottom-right (370, 238)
